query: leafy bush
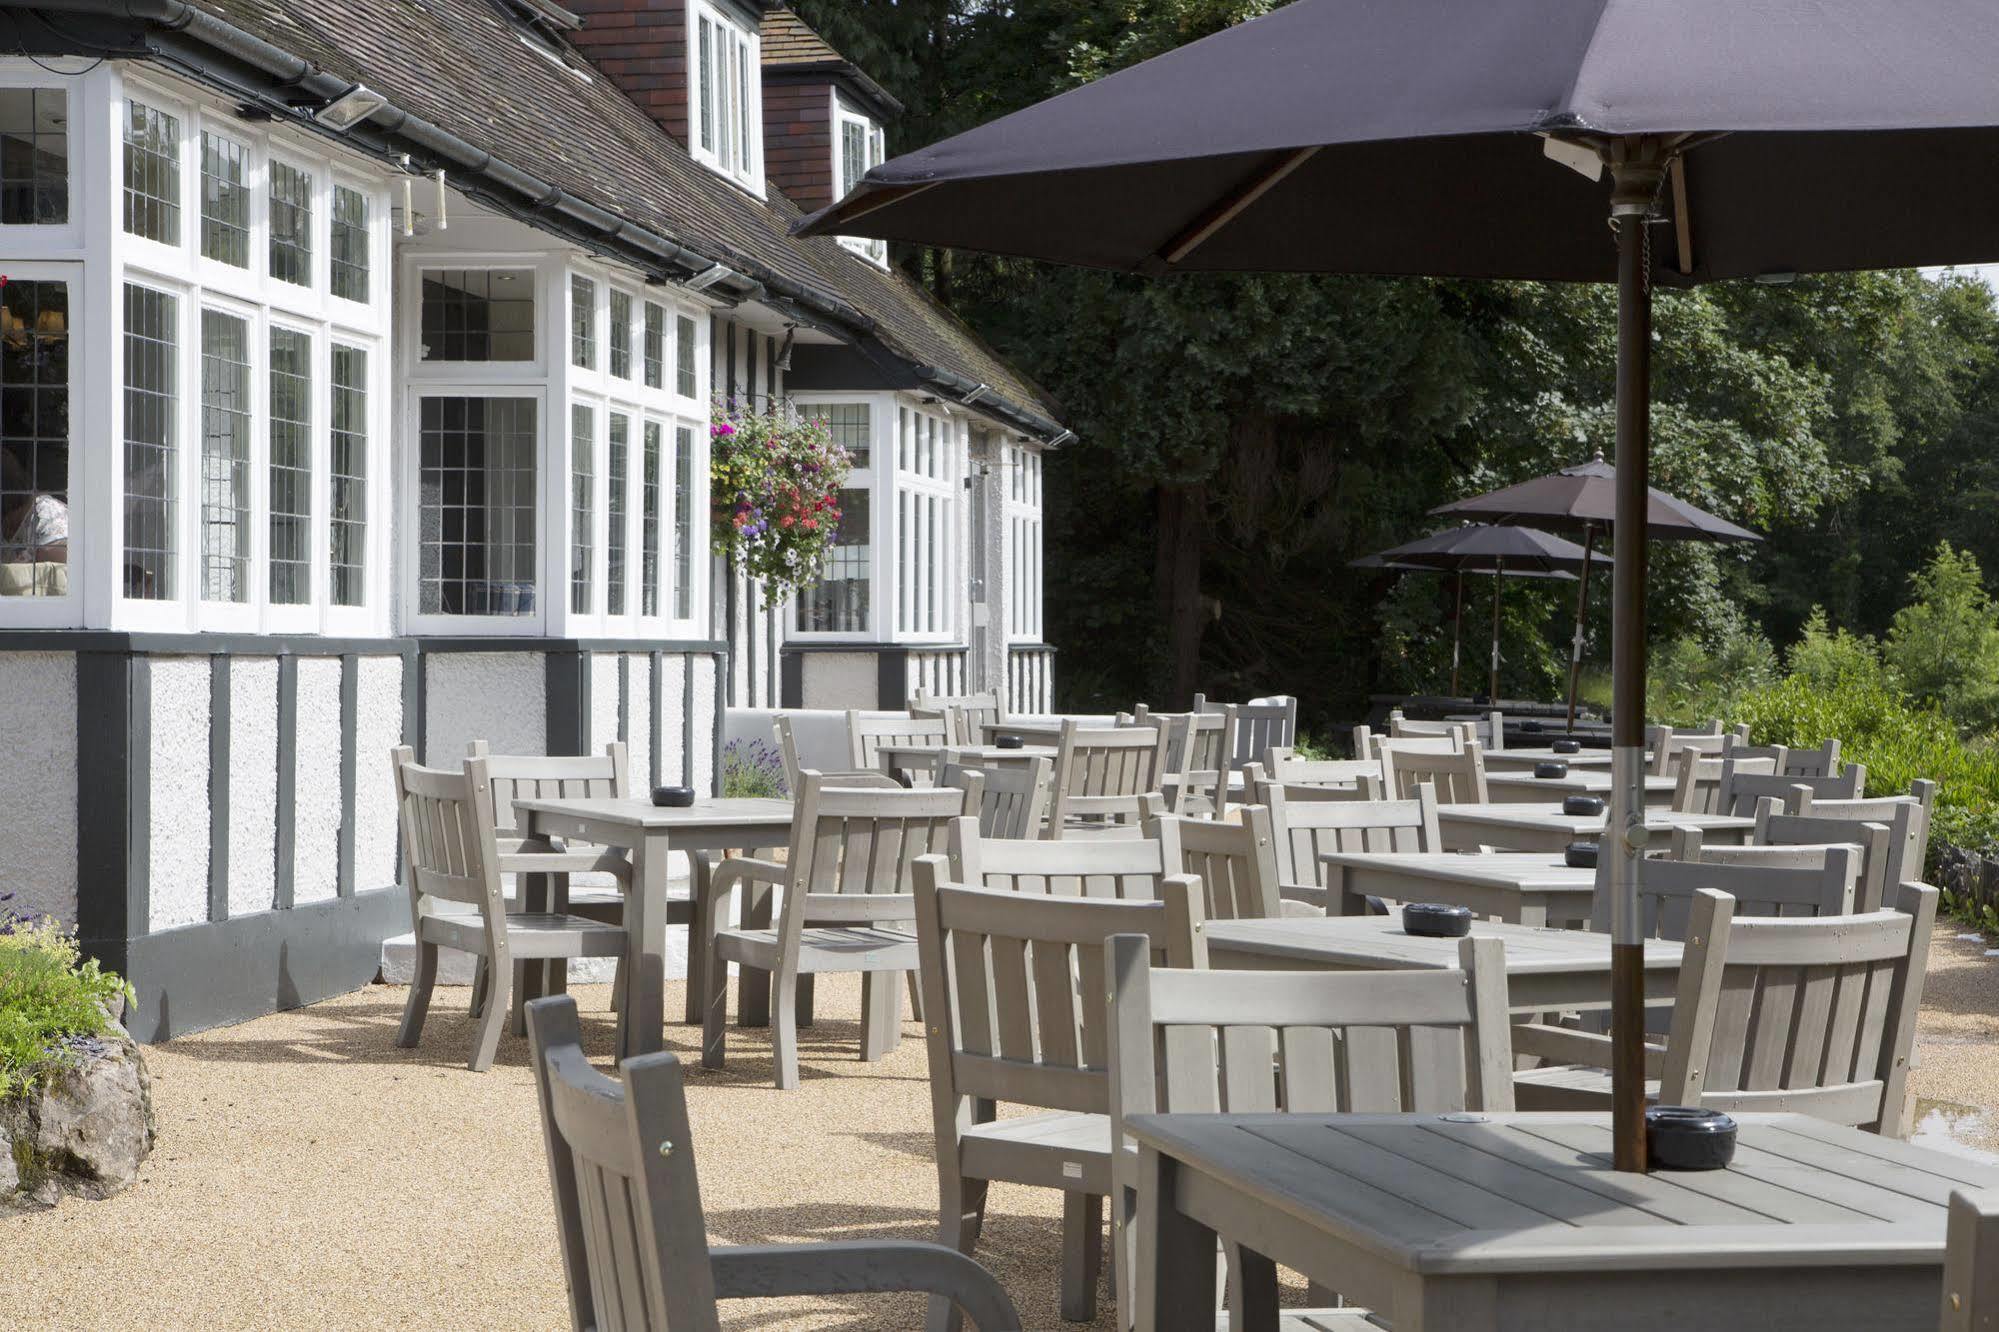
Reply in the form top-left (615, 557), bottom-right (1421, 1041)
top-left (1646, 612), bottom-right (1779, 726)
top-left (720, 738), bottom-right (788, 799)
top-left (709, 402), bottom-right (854, 603)
top-left (0, 899), bottom-right (134, 1101)
top-left (1884, 543), bottom-right (1999, 733)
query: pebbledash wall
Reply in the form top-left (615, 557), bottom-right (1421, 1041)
top-left (0, 633), bottom-right (722, 1043)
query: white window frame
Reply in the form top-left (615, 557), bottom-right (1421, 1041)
top-left (0, 69), bottom-right (84, 253)
top-left (400, 249), bottom-right (708, 639)
top-left (0, 258), bottom-right (88, 628)
top-left (833, 97), bottom-right (887, 267)
top-left (787, 394), bottom-right (878, 642)
top-left (91, 68), bottom-right (394, 637)
top-left (1004, 439), bottom-right (1045, 643)
top-left (689, 0), bottom-right (765, 196)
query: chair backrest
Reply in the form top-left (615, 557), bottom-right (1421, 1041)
top-left (1717, 756), bottom-right (1859, 816)
top-left (1380, 740), bottom-right (1487, 804)
top-left (912, 855), bottom-right (1206, 1123)
top-left (772, 715), bottom-right (804, 792)
top-left (1727, 733), bottom-right (1842, 778)
top-left (1792, 784), bottom-right (1935, 900)
top-left (950, 816), bottom-right (1184, 899)
top-left (391, 745), bottom-right (504, 942)
top-left (913, 689), bottom-right (1005, 742)
top-left (1248, 753), bottom-right (1380, 793)
top-left (1134, 705), bottom-right (1235, 817)
top-left (940, 753), bottom-right (1051, 840)
top-left (1754, 800), bottom-right (1903, 912)
top-left (1672, 751), bottom-right (1777, 815)
top-left (467, 739), bottom-right (629, 838)
top-left (1108, 931), bottom-right (1514, 1125)
top-left (1660, 884), bottom-right (1937, 1133)
top-left (527, 996), bottom-right (724, 1332)
top-left (1390, 712), bottom-right (1478, 746)
top-left (1197, 693), bottom-right (1298, 772)
top-left (1169, 805), bottom-right (1283, 921)
top-left (1944, 1189), bottom-right (1999, 1332)
top-left (1595, 843), bottom-right (1860, 941)
top-left (1649, 722), bottom-right (1731, 776)
top-left (1048, 720), bottom-right (1170, 834)
top-left (776, 773), bottom-right (974, 941)
top-left (846, 709), bottom-right (952, 771)
top-left (1260, 783), bottom-right (1442, 884)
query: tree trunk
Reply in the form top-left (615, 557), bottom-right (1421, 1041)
top-left (1155, 482), bottom-right (1206, 709)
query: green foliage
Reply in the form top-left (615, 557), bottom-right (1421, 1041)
top-left (0, 911), bottom-right (133, 1101)
top-left (1787, 607), bottom-right (1892, 693)
top-left (1884, 544), bottom-right (1999, 732)
top-left (1646, 612), bottom-right (1779, 727)
top-left (719, 738), bottom-right (788, 799)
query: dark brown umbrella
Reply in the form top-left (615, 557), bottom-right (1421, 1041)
top-left (1431, 452), bottom-right (1758, 727)
top-left (801, 0), bottom-right (1999, 1171)
top-left (1357, 525), bottom-right (1598, 699)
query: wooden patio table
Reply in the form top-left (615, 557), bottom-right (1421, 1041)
top-left (1485, 769), bottom-right (1678, 808)
top-left (511, 795), bottom-right (793, 1060)
top-left (1129, 1110), bottom-right (1999, 1332)
top-left (1316, 850), bottom-right (1599, 926)
top-left (874, 741), bottom-right (1056, 785)
top-left (1484, 746), bottom-right (1618, 773)
top-left (1204, 915), bottom-right (1681, 1013)
top-left (1437, 801), bottom-right (1753, 853)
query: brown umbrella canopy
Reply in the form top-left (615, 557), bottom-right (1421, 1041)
top-left (1432, 454), bottom-right (1760, 542)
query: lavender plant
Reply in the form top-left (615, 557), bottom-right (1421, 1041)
top-left (721, 738), bottom-right (790, 799)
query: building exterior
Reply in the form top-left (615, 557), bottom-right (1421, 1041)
top-left (0, 0), bottom-right (1061, 1039)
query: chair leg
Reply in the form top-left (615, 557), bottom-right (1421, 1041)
top-left (796, 973), bottom-right (816, 1027)
top-left (509, 956), bottom-right (533, 1038)
top-left (860, 970), bottom-right (902, 1062)
top-left (906, 969), bottom-right (925, 1024)
top-left (927, 1173), bottom-right (989, 1332)
top-left (467, 956), bottom-right (489, 1019)
top-left (397, 940), bottom-right (439, 1048)
top-left (609, 951), bottom-right (627, 1013)
top-left (469, 953), bottom-right (509, 1072)
top-left (1061, 1191), bottom-right (1104, 1322)
top-left (771, 965), bottom-right (801, 1090)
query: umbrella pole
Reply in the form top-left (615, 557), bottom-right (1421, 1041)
top-left (1565, 525), bottom-right (1596, 731)
top-left (1450, 570), bottom-right (1465, 695)
top-left (1609, 144), bottom-right (1666, 1174)
top-left (1489, 559), bottom-right (1503, 703)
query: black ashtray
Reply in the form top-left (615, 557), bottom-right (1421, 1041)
top-left (651, 785), bottom-right (695, 807)
top-left (1534, 761), bottom-right (1569, 779)
top-left (1402, 902), bottom-right (1474, 938)
top-left (994, 734), bottom-right (1025, 750)
top-left (1647, 1106), bottom-right (1737, 1171)
top-left (1562, 795), bottom-right (1606, 817)
top-left (1552, 739), bottom-right (1582, 755)
top-left (1564, 840), bottom-right (1599, 869)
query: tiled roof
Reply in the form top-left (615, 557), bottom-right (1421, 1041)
top-left (164, 0), bottom-right (1055, 429)
top-left (758, 7), bottom-right (903, 118)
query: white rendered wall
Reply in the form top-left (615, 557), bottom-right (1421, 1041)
top-left (0, 653), bottom-right (77, 925)
top-left (799, 652), bottom-right (877, 709)
top-left (353, 656), bottom-right (405, 892)
top-left (426, 652), bottom-right (546, 763)
top-left (589, 653), bottom-right (622, 756)
top-left (626, 653), bottom-right (653, 790)
top-left (148, 657), bottom-right (211, 932)
top-left (227, 658), bottom-right (280, 917)
top-left (290, 658), bottom-right (343, 904)
top-left (657, 654), bottom-right (687, 786)
top-left (692, 657), bottom-right (718, 794)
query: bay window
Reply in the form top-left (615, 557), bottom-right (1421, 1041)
top-left (198, 308), bottom-right (251, 604)
top-left (417, 395), bottom-right (537, 617)
top-left (895, 403), bottom-right (961, 640)
top-left (793, 401), bottom-right (871, 634)
top-left (570, 401), bottom-right (594, 613)
top-left (267, 160), bottom-right (313, 288)
top-left (330, 346), bottom-right (368, 607)
top-left (691, 1), bottom-right (762, 194)
top-left (268, 326), bottom-right (313, 605)
top-left (122, 99), bottom-right (180, 246)
top-left (0, 88), bottom-right (66, 225)
top-left (1006, 441), bottom-right (1045, 641)
top-left (199, 131), bottom-right (249, 267)
top-left (121, 282), bottom-right (177, 601)
top-left (421, 269), bottom-right (534, 362)
top-left (1, 276), bottom-right (70, 600)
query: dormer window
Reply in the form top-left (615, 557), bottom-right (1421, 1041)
top-left (836, 100), bottom-right (886, 266)
top-left (692, 1), bottom-right (762, 194)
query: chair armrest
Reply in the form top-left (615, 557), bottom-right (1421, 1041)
top-left (1513, 1023), bottom-right (1666, 1077)
top-left (1277, 883), bottom-right (1327, 913)
top-left (711, 1241), bottom-right (1020, 1331)
top-left (707, 856), bottom-right (790, 909)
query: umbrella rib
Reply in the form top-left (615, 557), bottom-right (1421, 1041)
top-left (1153, 146), bottom-right (1321, 268)
top-left (1670, 157), bottom-right (1693, 275)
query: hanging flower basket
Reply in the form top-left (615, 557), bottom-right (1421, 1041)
top-left (710, 400), bottom-right (854, 603)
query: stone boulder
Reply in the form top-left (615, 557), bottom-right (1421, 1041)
top-left (1, 1013), bottom-right (156, 1211)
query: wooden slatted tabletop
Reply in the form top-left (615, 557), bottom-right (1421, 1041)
top-left (1204, 915), bottom-right (1680, 1012)
top-left (1484, 747), bottom-right (1618, 772)
top-left (1129, 1111), bottom-right (1999, 1331)
top-left (1437, 801), bottom-right (1754, 853)
top-left (1316, 850), bottom-right (1597, 926)
top-left (1485, 770), bottom-right (1679, 807)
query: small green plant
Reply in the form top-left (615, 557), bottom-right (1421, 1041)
top-left (0, 898), bottom-right (134, 1101)
top-left (720, 738), bottom-right (789, 799)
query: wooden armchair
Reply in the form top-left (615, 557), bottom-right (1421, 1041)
top-left (848, 709), bottom-right (953, 785)
top-left (390, 747), bottom-right (626, 1071)
top-left (1106, 931), bottom-right (1511, 1330)
top-left (1169, 804), bottom-right (1284, 921)
top-left (526, 996), bottom-right (1021, 1331)
top-left (1260, 781), bottom-right (1441, 911)
top-left (911, 855), bottom-right (1205, 1331)
top-left (1755, 799), bottom-right (1907, 912)
top-left (702, 773), bottom-right (975, 1089)
top-left (913, 689), bottom-right (1005, 744)
top-left (1944, 1189), bottom-right (1999, 1332)
top-left (949, 814), bottom-right (1184, 899)
top-left (1380, 739), bottom-right (1488, 803)
top-left (1197, 693), bottom-right (1298, 772)
top-left (1048, 721), bottom-right (1170, 837)
top-left (940, 753), bottom-right (1051, 839)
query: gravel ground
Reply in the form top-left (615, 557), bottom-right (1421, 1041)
top-left (8, 922), bottom-right (1997, 1331)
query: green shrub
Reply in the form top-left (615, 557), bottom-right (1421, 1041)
top-left (719, 738), bottom-right (788, 799)
top-left (1884, 544), bottom-right (1999, 733)
top-left (0, 906), bottom-right (134, 1101)
top-left (1647, 613), bottom-right (1779, 726)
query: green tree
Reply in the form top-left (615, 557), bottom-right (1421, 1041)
top-left (1884, 544), bottom-right (1999, 731)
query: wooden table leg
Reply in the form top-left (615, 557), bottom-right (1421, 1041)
top-left (1135, 1146), bottom-right (1215, 1331)
top-left (617, 830), bottom-right (669, 1061)
top-left (684, 851), bottom-right (713, 1026)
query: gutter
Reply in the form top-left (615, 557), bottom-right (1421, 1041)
top-left (912, 364), bottom-right (1065, 444)
top-left (28, 0), bottom-right (1066, 443)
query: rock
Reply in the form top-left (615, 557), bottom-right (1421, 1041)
top-left (0, 1123), bottom-right (15, 1196)
top-left (1, 1013), bottom-right (156, 1210)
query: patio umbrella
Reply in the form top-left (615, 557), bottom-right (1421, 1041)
top-left (799, 0), bottom-right (1999, 1171)
top-left (1355, 525), bottom-right (1602, 701)
top-left (1431, 452), bottom-right (1758, 729)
